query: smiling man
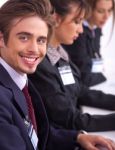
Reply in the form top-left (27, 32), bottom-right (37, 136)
top-left (0, 0), bottom-right (115, 150)
top-left (0, 0), bottom-right (53, 149)
top-left (1, 16), bottom-right (48, 74)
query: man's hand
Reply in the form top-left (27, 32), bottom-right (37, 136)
top-left (77, 133), bottom-right (115, 150)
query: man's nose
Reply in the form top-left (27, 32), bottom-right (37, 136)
top-left (29, 41), bottom-right (38, 53)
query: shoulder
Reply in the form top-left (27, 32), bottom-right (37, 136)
top-left (39, 56), bottom-right (50, 69)
top-left (37, 56), bottom-right (56, 74)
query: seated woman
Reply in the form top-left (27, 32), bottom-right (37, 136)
top-left (63, 0), bottom-right (114, 86)
top-left (29, 0), bottom-right (115, 133)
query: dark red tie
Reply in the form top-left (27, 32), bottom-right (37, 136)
top-left (22, 86), bottom-right (37, 132)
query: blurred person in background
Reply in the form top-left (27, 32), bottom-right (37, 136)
top-left (29, 0), bottom-right (115, 135)
top-left (63, 0), bottom-right (115, 87)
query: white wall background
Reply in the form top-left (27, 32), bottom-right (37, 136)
top-left (100, 15), bottom-right (115, 82)
top-left (0, 0), bottom-right (7, 6)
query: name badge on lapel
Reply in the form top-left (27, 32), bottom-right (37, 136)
top-left (58, 65), bottom-right (75, 85)
top-left (91, 58), bottom-right (104, 73)
top-left (24, 119), bottom-right (38, 150)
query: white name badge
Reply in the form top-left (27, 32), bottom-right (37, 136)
top-left (24, 119), bottom-right (38, 150)
top-left (91, 58), bottom-right (104, 73)
top-left (58, 65), bottom-right (75, 85)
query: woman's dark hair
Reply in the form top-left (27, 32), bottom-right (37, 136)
top-left (0, 0), bottom-right (54, 43)
top-left (50, 0), bottom-right (90, 19)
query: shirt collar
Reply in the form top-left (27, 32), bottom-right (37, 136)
top-left (0, 57), bottom-right (27, 90)
top-left (83, 20), bottom-right (97, 29)
top-left (47, 45), bottom-right (69, 65)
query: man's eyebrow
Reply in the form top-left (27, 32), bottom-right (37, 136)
top-left (16, 32), bottom-right (47, 39)
top-left (37, 36), bottom-right (47, 40)
top-left (16, 32), bottom-right (32, 36)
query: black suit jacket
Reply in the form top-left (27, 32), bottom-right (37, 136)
top-left (0, 64), bottom-right (79, 150)
top-left (63, 26), bottom-right (106, 86)
top-left (29, 56), bottom-right (115, 132)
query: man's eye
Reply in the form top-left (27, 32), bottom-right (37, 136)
top-left (37, 38), bottom-right (47, 45)
top-left (19, 36), bottom-right (28, 41)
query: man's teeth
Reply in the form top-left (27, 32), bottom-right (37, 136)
top-left (23, 57), bottom-right (36, 62)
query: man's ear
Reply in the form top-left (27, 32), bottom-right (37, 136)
top-left (0, 31), bottom-right (5, 48)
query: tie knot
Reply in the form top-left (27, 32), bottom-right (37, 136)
top-left (23, 85), bottom-right (28, 90)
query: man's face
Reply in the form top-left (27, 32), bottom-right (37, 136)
top-left (0, 16), bottom-right (48, 74)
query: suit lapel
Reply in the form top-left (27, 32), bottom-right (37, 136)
top-left (0, 64), bottom-right (28, 118)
